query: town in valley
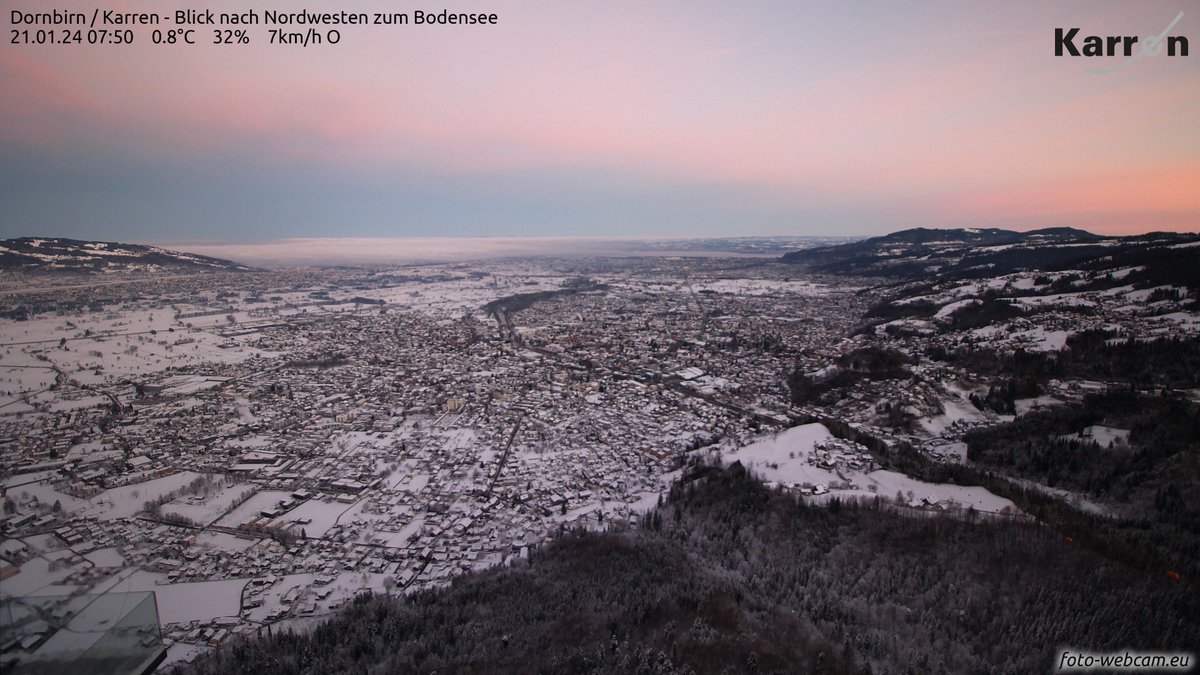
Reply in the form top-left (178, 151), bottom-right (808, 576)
top-left (2, 229), bottom-right (1199, 670)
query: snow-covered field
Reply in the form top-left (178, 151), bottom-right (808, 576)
top-left (1062, 425), bottom-right (1130, 448)
top-left (918, 384), bottom-right (991, 437)
top-left (215, 490), bottom-right (294, 529)
top-left (281, 498), bottom-right (356, 537)
top-left (0, 554), bottom-right (81, 597)
top-left (827, 471), bottom-right (1017, 513)
top-left (110, 571), bottom-right (247, 624)
top-left (85, 472), bottom-right (206, 521)
top-left (162, 483), bottom-right (257, 526)
top-left (725, 424), bottom-right (1018, 515)
top-left (84, 547), bottom-right (125, 568)
top-left (727, 424), bottom-right (839, 487)
top-left (0, 307), bottom-right (271, 409)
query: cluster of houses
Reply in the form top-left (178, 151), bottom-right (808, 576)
top-left (2, 259), bottom-right (924, 667)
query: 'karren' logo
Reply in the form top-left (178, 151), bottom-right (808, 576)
top-left (1056, 11), bottom-right (1188, 72)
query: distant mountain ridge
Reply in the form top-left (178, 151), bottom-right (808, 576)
top-left (781, 226), bottom-right (1200, 279)
top-left (0, 237), bottom-right (254, 273)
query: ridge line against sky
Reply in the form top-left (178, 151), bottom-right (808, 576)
top-left (2, 0), bottom-right (1198, 242)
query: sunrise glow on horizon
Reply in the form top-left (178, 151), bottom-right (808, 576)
top-left (2, 0), bottom-right (1198, 242)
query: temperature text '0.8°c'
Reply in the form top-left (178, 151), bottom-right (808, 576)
top-left (151, 29), bottom-right (193, 44)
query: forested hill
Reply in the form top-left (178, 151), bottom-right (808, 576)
top-left (780, 227), bottom-right (1200, 284)
top-left (174, 464), bottom-right (1197, 675)
top-left (0, 237), bottom-right (253, 273)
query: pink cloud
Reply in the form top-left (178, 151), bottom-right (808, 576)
top-left (0, 51), bottom-right (110, 144)
top-left (928, 163), bottom-right (1200, 233)
top-left (5, 0), bottom-right (1197, 234)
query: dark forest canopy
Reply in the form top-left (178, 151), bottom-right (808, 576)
top-left (780, 228), bottom-right (1200, 289)
top-left (175, 465), bottom-right (1197, 675)
top-left (929, 331), bottom-right (1200, 390)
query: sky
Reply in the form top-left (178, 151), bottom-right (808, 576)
top-left (1, 0), bottom-right (1198, 245)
